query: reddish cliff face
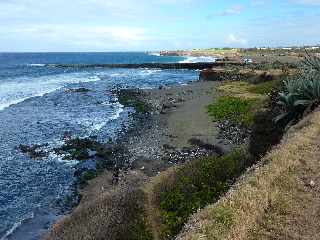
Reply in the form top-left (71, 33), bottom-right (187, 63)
top-left (200, 68), bottom-right (286, 82)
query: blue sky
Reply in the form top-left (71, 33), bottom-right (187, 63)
top-left (0, 0), bottom-right (319, 51)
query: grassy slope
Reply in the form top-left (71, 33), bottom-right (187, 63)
top-left (142, 80), bottom-right (280, 240)
top-left (46, 171), bottom-right (152, 240)
top-left (176, 108), bottom-right (320, 240)
top-left (143, 150), bottom-right (250, 240)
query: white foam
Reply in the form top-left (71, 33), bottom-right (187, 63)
top-left (109, 105), bottom-right (124, 120)
top-left (139, 69), bottom-right (162, 76)
top-left (28, 64), bottom-right (46, 67)
top-left (1, 213), bottom-right (34, 240)
top-left (179, 56), bottom-right (217, 63)
top-left (0, 73), bottom-right (102, 111)
top-left (76, 102), bottom-right (124, 135)
top-left (110, 73), bottom-right (128, 77)
top-left (148, 52), bottom-right (160, 56)
top-left (51, 152), bottom-right (79, 166)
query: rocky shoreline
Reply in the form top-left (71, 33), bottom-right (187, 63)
top-left (108, 80), bottom-right (231, 176)
top-left (45, 78), bottom-right (241, 239)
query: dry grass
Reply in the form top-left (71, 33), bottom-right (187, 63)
top-left (176, 109), bottom-right (320, 240)
top-left (217, 81), bottom-right (269, 101)
top-left (45, 171), bottom-right (152, 240)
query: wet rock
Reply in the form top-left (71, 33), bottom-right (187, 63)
top-left (163, 144), bottom-right (176, 150)
top-left (62, 131), bottom-right (72, 141)
top-left (188, 138), bottom-right (224, 156)
top-left (65, 88), bottom-right (90, 93)
top-left (54, 137), bottom-right (105, 161)
top-left (18, 144), bottom-right (48, 160)
top-left (113, 88), bottom-right (151, 114)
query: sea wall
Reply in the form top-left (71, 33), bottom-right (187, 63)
top-left (46, 62), bottom-right (245, 70)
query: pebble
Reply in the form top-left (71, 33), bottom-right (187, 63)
top-left (309, 180), bottom-right (316, 187)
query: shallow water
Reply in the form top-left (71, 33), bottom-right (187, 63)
top-left (0, 52), bottom-right (201, 239)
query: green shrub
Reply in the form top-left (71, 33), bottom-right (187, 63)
top-left (249, 80), bottom-right (281, 95)
top-left (79, 170), bottom-right (97, 186)
top-left (157, 149), bottom-right (249, 239)
top-left (207, 96), bottom-right (256, 126)
top-left (249, 109), bottom-right (285, 160)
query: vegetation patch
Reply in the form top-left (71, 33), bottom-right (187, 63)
top-left (47, 172), bottom-right (152, 240)
top-left (249, 108), bottom-right (285, 159)
top-left (248, 80), bottom-right (281, 95)
top-left (79, 170), bottom-right (97, 187)
top-left (218, 81), bottom-right (272, 100)
top-left (147, 149), bottom-right (249, 239)
top-left (275, 54), bottom-right (320, 127)
top-left (207, 96), bottom-right (257, 126)
top-left (210, 79), bottom-right (282, 130)
top-left (211, 205), bottom-right (235, 229)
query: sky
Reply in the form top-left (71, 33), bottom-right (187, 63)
top-left (0, 0), bottom-right (319, 52)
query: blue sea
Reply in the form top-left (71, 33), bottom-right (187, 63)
top-left (0, 52), bottom-right (214, 239)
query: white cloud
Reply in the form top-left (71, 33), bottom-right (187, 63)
top-left (293, 0), bottom-right (320, 5)
top-left (251, 0), bottom-right (269, 6)
top-left (226, 34), bottom-right (248, 45)
top-left (3, 24), bottom-right (149, 51)
top-left (218, 5), bottom-right (245, 16)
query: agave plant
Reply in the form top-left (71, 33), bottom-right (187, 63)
top-left (275, 51), bottom-right (320, 126)
top-left (274, 92), bottom-right (304, 126)
top-left (302, 50), bottom-right (320, 72)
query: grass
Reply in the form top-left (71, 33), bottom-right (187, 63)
top-left (46, 171), bottom-right (152, 240)
top-left (217, 81), bottom-right (276, 100)
top-left (248, 80), bottom-right (281, 95)
top-left (79, 170), bottom-right (97, 187)
top-left (144, 149), bottom-right (250, 240)
top-left (208, 80), bottom-right (281, 127)
top-left (207, 96), bottom-right (257, 126)
top-left (176, 109), bottom-right (320, 240)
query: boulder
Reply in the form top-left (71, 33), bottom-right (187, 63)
top-left (199, 68), bottom-right (230, 81)
top-left (248, 69), bottom-right (284, 84)
top-left (200, 68), bottom-right (254, 81)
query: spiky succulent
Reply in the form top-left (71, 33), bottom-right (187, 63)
top-left (275, 51), bottom-right (320, 126)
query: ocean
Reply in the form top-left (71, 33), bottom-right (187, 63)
top-left (0, 52), bottom-right (214, 239)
